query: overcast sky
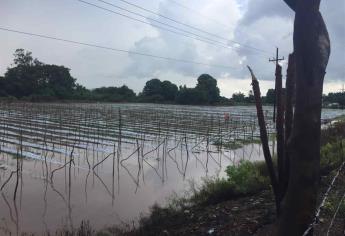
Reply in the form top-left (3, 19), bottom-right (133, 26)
top-left (0, 0), bottom-right (344, 97)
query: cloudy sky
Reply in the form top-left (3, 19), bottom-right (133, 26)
top-left (0, 0), bottom-right (344, 97)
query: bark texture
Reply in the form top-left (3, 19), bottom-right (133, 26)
top-left (248, 66), bottom-right (280, 212)
top-left (279, 0), bottom-right (330, 235)
top-left (283, 53), bottom-right (296, 196)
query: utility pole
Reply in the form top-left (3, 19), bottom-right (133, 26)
top-left (340, 83), bottom-right (345, 109)
top-left (269, 47), bottom-right (285, 122)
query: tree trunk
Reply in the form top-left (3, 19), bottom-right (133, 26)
top-left (283, 53), bottom-right (296, 197)
top-left (275, 64), bottom-right (285, 202)
top-left (248, 66), bottom-right (280, 213)
top-left (279, 0), bottom-right (331, 235)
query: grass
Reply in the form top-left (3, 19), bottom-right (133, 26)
top-left (213, 138), bottom-right (261, 150)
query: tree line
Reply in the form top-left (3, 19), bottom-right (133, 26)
top-left (0, 49), bottom-right (343, 107)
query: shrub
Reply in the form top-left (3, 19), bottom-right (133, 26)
top-left (320, 140), bottom-right (344, 175)
top-left (190, 177), bottom-right (235, 205)
top-left (226, 160), bottom-right (270, 194)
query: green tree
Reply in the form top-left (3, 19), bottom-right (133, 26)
top-left (175, 86), bottom-right (206, 105)
top-left (265, 89), bottom-right (275, 104)
top-left (161, 80), bottom-right (178, 101)
top-left (92, 85), bottom-right (136, 102)
top-left (324, 92), bottom-right (345, 107)
top-left (0, 76), bottom-right (7, 97)
top-left (195, 74), bottom-right (220, 104)
top-left (142, 78), bottom-right (178, 102)
top-left (13, 49), bottom-right (35, 66)
top-left (232, 92), bottom-right (246, 103)
top-left (246, 90), bottom-right (255, 103)
top-left (3, 49), bottom-right (76, 99)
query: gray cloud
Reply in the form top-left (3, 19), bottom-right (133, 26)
top-left (0, 0), bottom-right (344, 97)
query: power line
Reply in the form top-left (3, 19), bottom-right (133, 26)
top-left (78, 0), bottom-right (237, 52)
top-left (109, 0), bottom-right (268, 54)
top-left (79, 0), bottom-right (270, 55)
top-left (0, 27), bottom-right (239, 70)
top-left (166, 0), bottom-right (230, 30)
top-left (165, 0), bottom-right (277, 50)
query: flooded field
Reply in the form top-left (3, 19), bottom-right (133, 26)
top-left (0, 102), bottom-right (344, 234)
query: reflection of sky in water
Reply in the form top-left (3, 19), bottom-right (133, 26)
top-left (0, 104), bottom-right (344, 234)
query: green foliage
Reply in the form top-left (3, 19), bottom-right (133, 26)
top-left (226, 160), bottom-right (270, 194)
top-left (189, 177), bottom-right (236, 205)
top-left (141, 78), bottom-right (178, 102)
top-left (264, 89), bottom-right (275, 104)
top-left (189, 160), bottom-right (270, 205)
top-left (3, 49), bottom-right (76, 99)
top-left (323, 92), bottom-right (345, 107)
top-left (323, 196), bottom-right (345, 218)
top-left (175, 86), bottom-right (207, 105)
top-left (232, 92), bottom-right (246, 103)
top-left (213, 138), bottom-right (261, 150)
top-left (92, 85), bottom-right (136, 102)
top-left (320, 140), bottom-right (344, 174)
top-left (195, 74), bottom-right (220, 104)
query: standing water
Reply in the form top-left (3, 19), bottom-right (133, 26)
top-left (0, 102), bottom-right (343, 234)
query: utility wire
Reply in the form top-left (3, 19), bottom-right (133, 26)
top-left (165, 0), bottom-right (277, 49)
top-left (0, 27), bottom-right (239, 70)
top-left (77, 0), bottom-right (238, 52)
top-left (78, 0), bottom-right (235, 52)
top-left (166, 0), bottom-right (230, 30)
top-left (79, 0), bottom-right (270, 55)
top-left (110, 0), bottom-right (269, 54)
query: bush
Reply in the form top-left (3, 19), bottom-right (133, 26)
top-left (320, 140), bottom-right (344, 175)
top-left (190, 178), bottom-right (235, 205)
top-left (189, 160), bottom-right (270, 206)
top-left (226, 160), bottom-right (270, 194)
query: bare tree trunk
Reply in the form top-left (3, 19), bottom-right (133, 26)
top-left (248, 66), bottom-right (280, 213)
top-left (279, 0), bottom-right (330, 235)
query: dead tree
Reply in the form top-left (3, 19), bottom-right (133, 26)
top-left (279, 0), bottom-right (331, 235)
top-left (248, 66), bottom-right (280, 212)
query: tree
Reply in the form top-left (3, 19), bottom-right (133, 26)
top-left (279, 0), bottom-right (331, 235)
top-left (175, 86), bottom-right (206, 105)
top-left (161, 80), bottom-right (178, 101)
top-left (265, 89), bottom-right (276, 104)
top-left (3, 49), bottom-right (77, 99)
top-left (246, 90), bottom-right (255, 103)
top-left (0, 77), bottom-right (7, 97)
top-left (232, 92), bottom-right (246, 103)
top-left (13, 49), bottom-right (34, 66)
top-left (142, 78), bottom-right (162, 98)
top-left (195, 74), bottom-right (220, 104)
top-left (323, 92), bottom-right (345, 107)
top-left (92, 85), bottom-right (136, 102)
top-left (248, 1), bottom-right (330, 233)
top-left (142, 78), bottom-right (178, 102)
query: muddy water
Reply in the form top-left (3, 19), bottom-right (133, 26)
top-left (0, 140), bottom-right (267, 234)
top-left (0, 103), bottom-right (343, 234)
